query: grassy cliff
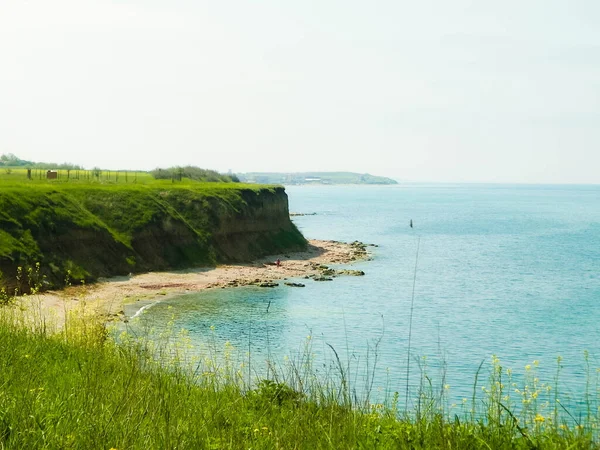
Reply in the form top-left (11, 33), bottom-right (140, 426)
top-left (0, 182), bottom-right (306, 290)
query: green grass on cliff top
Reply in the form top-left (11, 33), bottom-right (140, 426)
top-left (0, 169), bottom-right (278, 247)
top-left (0, 167), bottom-right (273, 191)
top-left (0, 167), bottom-right (278, 250)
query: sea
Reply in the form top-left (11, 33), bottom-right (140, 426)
top-left (127, 184), bottom-right (600, 411)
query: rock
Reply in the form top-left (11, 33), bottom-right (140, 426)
top-left (336, 269), bottom-right (365, 276)
top-left (349, 240), bottom-right (368, 252)
top-left (313, 276), bottom-right (333, 282)
top-left (258, 282), bottom-right (278, 288)
top-left (284, 282), bottom-right (305, 287)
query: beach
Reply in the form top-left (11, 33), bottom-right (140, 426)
top-left (26, 239), bottom-right (371, 325)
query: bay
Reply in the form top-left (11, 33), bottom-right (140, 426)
top-left (129, 184), bottom-right (600, 410)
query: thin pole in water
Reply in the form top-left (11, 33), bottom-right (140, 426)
top-left (405, 235), bottom-right (420, 412)
top-left (248, 320), bottom-right (251, 390)
top-left (266, 301), bottom-right (271, 378)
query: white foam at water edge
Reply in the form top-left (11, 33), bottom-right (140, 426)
top-left (131, 301), bottom-right (160, 319)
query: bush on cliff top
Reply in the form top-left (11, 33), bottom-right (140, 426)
top-left (151, 166), bottom-right (240, 183)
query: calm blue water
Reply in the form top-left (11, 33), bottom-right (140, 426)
top-left (129, 184), bottom-right (600, 409)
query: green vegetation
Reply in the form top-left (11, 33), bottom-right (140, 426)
top-left (239, 171), bottom-right (398, 185)
top-left (0, 153), bottom-right (82, 170)
top-left (0, 154), bottom-right (236, 184)
top-left (0, 300), bottom-right (597, 449)
top-left (151, 166), bottom-right (240, 183)
top-left (0, 166), bottom-right (158, 184)
top-left (0, 174), bottom-right (306, 291)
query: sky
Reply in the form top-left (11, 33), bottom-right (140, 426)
top-left (1, 1), bottom-right (599, 183)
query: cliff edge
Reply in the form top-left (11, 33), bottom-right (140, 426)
top-left (0, 184), bottom-right (306, 291)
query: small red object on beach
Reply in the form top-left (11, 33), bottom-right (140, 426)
top-left (276, 259), bottom-right (281, 267)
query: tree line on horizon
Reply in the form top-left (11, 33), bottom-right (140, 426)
top-left (0, 153), bottom-right (83, 170)
top-left (0, 154), bottom-right (239, 183)
top-left (151, 166), bottom-right (240, 183)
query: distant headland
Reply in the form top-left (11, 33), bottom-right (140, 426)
top-left (237, 172), bottom-right (398, 185)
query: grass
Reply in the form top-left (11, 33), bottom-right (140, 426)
top-left (0, 166), bottom-right (266, 188)
top-left (0, 296), bottom-right (598, 449)
top-left (0, 167), bottom-right (152, 184)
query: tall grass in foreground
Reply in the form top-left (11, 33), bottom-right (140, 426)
top-left (0, 301), bottom-right (598, 449)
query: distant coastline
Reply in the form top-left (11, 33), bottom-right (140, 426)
top-left (237, 171), bottom-right (398, 185)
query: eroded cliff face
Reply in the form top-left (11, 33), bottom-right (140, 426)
top-left (0, 185), bottom-right (306, 291)
top-left (209, 187), bottom-right (303, 261)
top-left (153, 186), bottom-right (305, 263)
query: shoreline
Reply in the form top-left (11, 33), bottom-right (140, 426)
top-left (26, 239), bottom-right (374, 325)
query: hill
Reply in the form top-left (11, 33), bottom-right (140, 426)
top-left (238, 172), bottom-right (398, 185)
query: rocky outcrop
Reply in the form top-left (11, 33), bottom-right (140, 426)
top-left (304, 262), bottom-right (367, 282)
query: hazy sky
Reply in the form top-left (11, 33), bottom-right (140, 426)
top-left (1, 1), bottom-right (599, 183)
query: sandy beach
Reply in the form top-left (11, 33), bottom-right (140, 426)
top-left (26, 239), bottom-right (373, 325)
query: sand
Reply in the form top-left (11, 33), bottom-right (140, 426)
top-left (25, 240), bottom-right (373, 325)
